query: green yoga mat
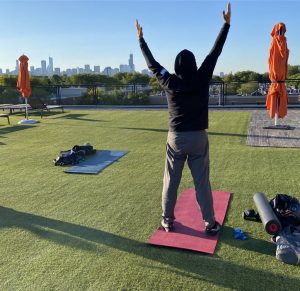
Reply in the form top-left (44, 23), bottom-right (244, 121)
top-left (65, 150), bottom-right (128, 174)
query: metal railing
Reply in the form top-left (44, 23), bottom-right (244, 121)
top-left (0, 79), bottom-right (299, 107)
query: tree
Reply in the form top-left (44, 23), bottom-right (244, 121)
top-left (49, 74), bottom-right (65, 85)
top-left (223, 72), bottom-right (236, 83)
top-left (113, 72), bottom-right (150, 85)
top-left (66, 74), bottom-right (120, 86)
top-left (225, 83), bottom-right (240, 95)
top-left (288, 65), bottom-right (300, 77)
top-left (0, 87), bottom-right (20, 103)
top-left (30, 76), bottom-right (50, 87)
top-left (287, 73), bottom-right (300, 89)
top-left (212, 75), bottom-right (223, 82)
top-left (149, 76), bottom-right (161, 93)
top-left (234, 71), bottom-right (261, 82)
top-left (0, 75), bottom-right (18, 86)
top-left (260, 72), bottom-right (269, 82)
top-left (237, 82), bottom-right (259, 95)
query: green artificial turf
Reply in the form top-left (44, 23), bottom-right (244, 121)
top-left (1, 109), bottom-right (300, 290)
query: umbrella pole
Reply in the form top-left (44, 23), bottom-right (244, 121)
top-left (25, 98), bottom-right (28, 120)
top-left (274, 95), bottom-right (278, 126)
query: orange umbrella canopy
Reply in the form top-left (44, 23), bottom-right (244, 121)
top-left (266, 23), bottom-right (289, 119)
top-left (17, 55), bottom-right (31, 98)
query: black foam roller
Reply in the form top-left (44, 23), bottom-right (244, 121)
top-left (253, 192), bottom-right (282, 235)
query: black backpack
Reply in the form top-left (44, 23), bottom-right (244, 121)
top-left (270, 194), bottom-right (300, 227)
top-left (53, 144), bottom-right (96, 166)
top-left (72, 144), bottom-right (96, 155)
top-left (53, 149), bottom-right (85, 166)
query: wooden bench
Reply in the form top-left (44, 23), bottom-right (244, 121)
top-left (27, 97), bottom-right (64, 118)
top-left (0, 113), bottom-right (10, 124)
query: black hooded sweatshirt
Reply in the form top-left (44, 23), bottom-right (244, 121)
top-left (139, 23), bottom-right (230, 132)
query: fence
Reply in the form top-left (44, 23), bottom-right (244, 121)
top-left (0, 80), bottom-right (300, 106)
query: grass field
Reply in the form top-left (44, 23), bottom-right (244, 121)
top-left (1, 109), bottom-right (300, 290)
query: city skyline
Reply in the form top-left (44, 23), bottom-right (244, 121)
top-left (1, 1), bottom-right (300, 75)
top-left (0, 53), bottom-right (153, 77)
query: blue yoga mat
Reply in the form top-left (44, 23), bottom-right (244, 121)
top-left (65, 150), bottom-right (128, 174)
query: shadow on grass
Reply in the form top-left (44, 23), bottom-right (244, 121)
top-left (51, 113), bottom-right (108, 122)
top-left (0, 125), bottom-right (34, 137)
top-left (10, 111), bottom-right (62, 119)
top-left (209, 131), bottom-right (300, 143)
top-left (0, 206), bottom-right (298, 289)
top-left (208, 131), bottom-right (247, 138)
top-left (118, 127), bottom-right (168, 133)
top-left (117, 129), bottom-right (246, 136)
top-left (221, 194), bottom-right (275, 257)
top-left (221, 226), bottom-right (275, 257)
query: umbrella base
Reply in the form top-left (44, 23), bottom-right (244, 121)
top-left (263, 124), bottom-right (293, 130)
top-left (18, 119), bottom-right (39, 124)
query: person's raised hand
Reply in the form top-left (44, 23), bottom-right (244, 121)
top-left (223, 2), bottom-right (231, 25)
top-left (136, 19), bottom-right (143, 39)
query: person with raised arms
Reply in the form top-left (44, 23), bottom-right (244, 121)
top-left (136, 2), bottom-right (231, 235)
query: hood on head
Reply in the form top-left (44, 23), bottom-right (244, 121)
top-left (174, 49), bottom-right (197, 79)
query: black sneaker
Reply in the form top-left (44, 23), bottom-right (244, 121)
top-left (271, 235), bottom-right (277, 244)
top-left (205, 221), bottom-right (221, 236)
top-left (161, 217), bottom-right (174, 232)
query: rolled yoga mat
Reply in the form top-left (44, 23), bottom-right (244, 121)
top-left (253, 192), bottom-right (282, 235)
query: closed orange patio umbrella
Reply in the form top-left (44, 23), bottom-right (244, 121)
top-left (266, 23), bottom-right (289, 125)
top-left (17, 55), bottom-right (31, 99)
top-left (17, 55), bottom-right (37, 124)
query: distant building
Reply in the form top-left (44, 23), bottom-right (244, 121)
top-left (113, 68), bottom-right (119, 74)
top-left (66, 69), bottom-right (73, 76)
top-left (41, 60), bottom-right (47, 75)
top-left (78, 68), bottom-right (84, 74)
top-left (94, 65), bottom-right (100, 74)
top-left (0, 69), bottom-right (2, 75)
top-left (141, 69), bottom-right (152, 76)
top-left (220, 72), bottom-right (224, 78)
top-left (120, 64), bottom-right (131, 73)
top-left (54, 68), bottom-right (61, 75)
top-left (84, 64), bottom-right (91, 74)
top-left (30, 66), bottom-right (35, 74)
top-left (47, 57), bottom-right (54, 75)
top-left (35, 68), bottom-right (42, 76)
top-left (128, 53), bottom-right (135, 72)
top-left (15, 60), bottom-right (19, 73)
top-left (103, 66), bottom-right (114, 76)
top-left (5, 69), bottom-right (10, 75)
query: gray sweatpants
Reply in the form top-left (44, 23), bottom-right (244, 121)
top-left (161, 130), bottom-right (215, 227)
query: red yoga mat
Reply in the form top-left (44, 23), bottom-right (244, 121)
top-left (148, 189), bottom-right (231, 254)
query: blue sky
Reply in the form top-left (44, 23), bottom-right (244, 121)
top-left (0, 0), bottom-right (300, 74)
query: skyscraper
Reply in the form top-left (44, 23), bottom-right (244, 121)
top-left (48, 57), bottom-right (54, 75)
top-left (54, 68), bottom-right (61, 75)
top-left (84, 64), bottom-right (91, 74)
top-left (128, 54), bottom-right (135, 72)
top-left (94, 66), bottom-right (100, 74)
top-left (30, 66), bottom-right (35, 75)
top-left (120, 64), bottom-right (131, 73)
top-left (41, 60), bottom-right (47, 76)
top-left (15, 60), bottom-right (19, 73)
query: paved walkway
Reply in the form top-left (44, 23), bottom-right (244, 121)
top-left (246, 110), bottom-right (300, 148)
